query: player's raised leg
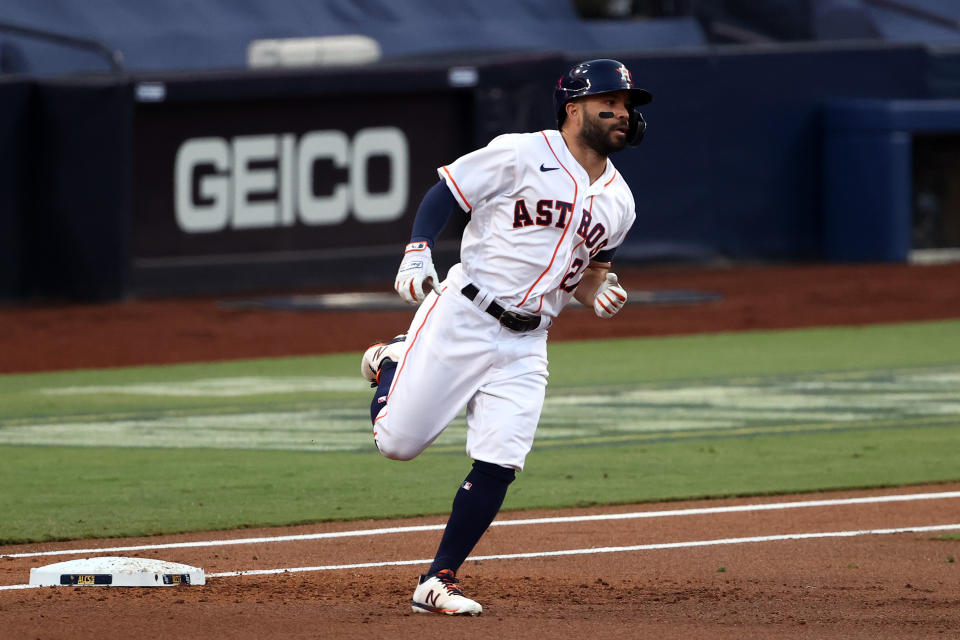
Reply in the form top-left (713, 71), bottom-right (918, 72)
top-left (365, 288), bottom-right (497, 461)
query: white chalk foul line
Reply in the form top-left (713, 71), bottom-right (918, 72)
top-left (4, 489), bottom-right (960, 561)
top-left (161, 522), bottom-right (960, 578)
top-left (5, 521), bottom-right (959, 590)
top-left (4, 524), bottom-right (960, 591)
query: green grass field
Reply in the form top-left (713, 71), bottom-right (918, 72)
top-left (1, 319), bottom-right (959, 545)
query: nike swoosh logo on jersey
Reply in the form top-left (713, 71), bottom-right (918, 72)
top-left (539, 164), bottom-right (559, 172)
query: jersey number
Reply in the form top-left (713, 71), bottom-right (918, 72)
top-left (560, 258), bottom-right (585, 292)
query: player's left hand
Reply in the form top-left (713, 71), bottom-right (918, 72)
top-left (593, 272), bottom-right (627, 318)
top-left (395, 241), bottom-right (439, 305)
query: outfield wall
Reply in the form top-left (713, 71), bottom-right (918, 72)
top-left (0, 79), bottom-right (30, 301)
top-left (614, 44), bottom-right (927, 262)
top-left (0, 43), bottom-right (952, 300)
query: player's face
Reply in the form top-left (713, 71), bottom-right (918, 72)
top-left (577, 91), bottom-right (631, 156)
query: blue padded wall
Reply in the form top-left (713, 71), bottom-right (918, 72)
top-left (1, 0), bottom-right (705, 75)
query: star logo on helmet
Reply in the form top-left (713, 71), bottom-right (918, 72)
top-left (618, 66), bottom-right (632, 85)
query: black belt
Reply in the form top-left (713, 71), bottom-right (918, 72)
top-left (461, 284), bottom-right (542, 332)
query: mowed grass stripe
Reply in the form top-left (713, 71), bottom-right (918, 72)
top-left (428, 413), bottom-right (960, 452)
top-left (2, 422), bottom-right (959, 544)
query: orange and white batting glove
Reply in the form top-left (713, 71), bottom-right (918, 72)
top-left (394, 241), bottom-right (439, 305)
top-left (593, 272), bottom-right (627, 319)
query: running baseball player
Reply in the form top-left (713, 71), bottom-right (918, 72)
top-left (360, 58), bottom-right (651, 616)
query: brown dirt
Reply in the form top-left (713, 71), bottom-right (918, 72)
top-left (3, 262), bottom-right (960, 374)
top-left (1, 262), bottom-right (959, 639)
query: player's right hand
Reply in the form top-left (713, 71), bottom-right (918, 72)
top-left (394, 241), bottom-right (439, 305)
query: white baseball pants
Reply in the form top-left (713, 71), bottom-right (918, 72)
top-left (373, 273), bottom-right (549, 471)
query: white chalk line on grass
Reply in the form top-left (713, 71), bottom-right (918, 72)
top-left (3, 490), bottom-right (960, 562)
top-left (3, 522), bottom-right (959, 590)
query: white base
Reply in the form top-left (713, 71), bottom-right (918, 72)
top-left (29, 556), bottom-right (205, 587)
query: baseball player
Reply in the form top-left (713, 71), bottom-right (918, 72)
top-left (360, 59), bottom-right (651, 616)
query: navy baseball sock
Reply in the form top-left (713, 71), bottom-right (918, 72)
top-left (369, 360), bottom-right (398, 424)
top-left (426, 460), bottom-right (516, 577)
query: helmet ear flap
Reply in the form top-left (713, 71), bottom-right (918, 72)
top-left (628, 109), bottom-right (646, 146)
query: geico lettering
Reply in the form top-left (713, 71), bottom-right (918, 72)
top-left (175, 138), bottom-right (229, 233)
top-left (297, 130), bottom-right (349, 226)
top-left (234, 135), bottom-right (280, 230)
top-left (174, 127), bottom-right (409, 233)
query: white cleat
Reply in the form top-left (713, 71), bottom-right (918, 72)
top-left (360, 334), bottom-right (407, 385)
top-left (411, 569), bottom-right (482, 616)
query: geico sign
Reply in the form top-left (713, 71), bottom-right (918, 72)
top-left (174, 127), bottom-right (409, 233)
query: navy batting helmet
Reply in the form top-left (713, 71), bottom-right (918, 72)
top-left (554, 59), bottom-right (652, 146)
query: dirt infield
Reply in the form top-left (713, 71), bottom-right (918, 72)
top-left (1, 262), bottom-right (959, 638)
top-left (3, 262), bottom-right (960, 374)
top-left (2, 486), bottom-right (959, 639)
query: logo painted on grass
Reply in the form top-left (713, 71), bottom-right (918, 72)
top-left (3, 367), bottom-right (958, 451)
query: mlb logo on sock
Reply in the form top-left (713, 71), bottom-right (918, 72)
top-left (462, 482), bottom-right (472, 491)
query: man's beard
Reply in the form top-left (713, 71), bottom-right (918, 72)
top-left (578, 112), bottom-right (627, 156)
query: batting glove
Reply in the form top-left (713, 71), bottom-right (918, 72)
top-left (394, 241), bottom-right (439, 305)
top-left (593, 272), bottom-right (627, 319)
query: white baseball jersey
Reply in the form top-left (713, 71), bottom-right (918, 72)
top-left (373, 130), bottom-right (637, 470)
top-left (439, 129), bottom-right (636, 318)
